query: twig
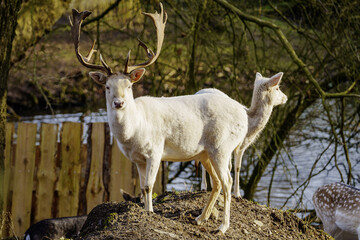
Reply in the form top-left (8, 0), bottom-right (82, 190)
top-left (82, 0), bottom-right (123, 27)
top-left (340, 98), bottom-right (352, 184)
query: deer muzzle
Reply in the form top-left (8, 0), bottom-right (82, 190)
top-left (113, 98), bottom-right (125, 109)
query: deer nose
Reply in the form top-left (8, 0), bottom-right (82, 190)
top-left (283, 95), bottom-right (288, 103)
top-left (113, 98), bottom-right (124, 109)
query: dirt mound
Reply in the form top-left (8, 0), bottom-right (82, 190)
top-left (77, 191), bottom-right (331, 240)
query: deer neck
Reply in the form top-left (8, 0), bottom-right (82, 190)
top-left (247, 97), bottom-right (273, 138)
top-left (107, 99), bottom-right (139, 143)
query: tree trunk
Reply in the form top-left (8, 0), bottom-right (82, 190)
top-left (0, 0), bottom-right (23, 215)
top-left (186, 0), bottom-right (207, 92)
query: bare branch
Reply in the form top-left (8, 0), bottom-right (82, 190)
top-left (213, 0), bottom-right (359, 99)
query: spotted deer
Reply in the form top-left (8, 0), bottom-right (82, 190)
top-left (69, 3), bottom-right (248, 233)
top-left (313, 182), bottom-right (360, 240)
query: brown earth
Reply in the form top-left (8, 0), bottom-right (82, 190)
top-left (77, 191), bottom-right (332, 240)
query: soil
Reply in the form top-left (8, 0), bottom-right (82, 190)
top-left (77, 191), bottom-right (332, 240)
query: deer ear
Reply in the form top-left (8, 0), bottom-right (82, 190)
top-left (267, 72), bottom-right (283, 87)
top-left (89, 72), bottom-right (107, 85)
top-left (256, 72), bottom-right (262, 79)
top-left (130, 68), bottom-right (146, 83)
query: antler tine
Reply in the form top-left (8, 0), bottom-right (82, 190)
top-left (124, 3), bottom-right (167, 74)
top-left (84, 40), bottom-right (97, 62)
top-left (70, 9), bottom-right (113, 75)
top-left (124, 50), bottom-right (131, 74)
top-left (99, 53), bottom-right (112, 74)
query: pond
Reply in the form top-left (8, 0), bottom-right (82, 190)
top-left (19, 108), bottom-right (360, 212)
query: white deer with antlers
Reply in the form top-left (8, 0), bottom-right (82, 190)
top-left (70, 3), bottom-right (250, 233)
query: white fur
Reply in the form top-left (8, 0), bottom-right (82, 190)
top-left (199, 73), bottom-right (287, 197)
top-left (89, 71), bottom-right (248, 233)
top-left (313, 182), bottom-right (360, 240)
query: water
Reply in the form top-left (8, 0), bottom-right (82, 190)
top-left (20, 109), bottom-right (108, 144)
top-left (17, 108), bottom-right (360, 211)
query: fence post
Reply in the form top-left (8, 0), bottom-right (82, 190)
top-left (34, 123), bottom-right (58, 222)
top-left (86, 123), bottom-right (105, 212)
top-left (57, 122), bottom-right (82, 217)
top-left (11, 123), bottom-right (37, 236)
top-left (109, 138), bottom-right (135, 202)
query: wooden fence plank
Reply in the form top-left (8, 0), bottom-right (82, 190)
top-left (86, 123), bottom-right (105, 213)
top-left (34, 123), bottom-right (58, 222)
top-left (109, 139), bottom-right (135, 202)
top-left (11, 123), bottom-right (37, 236)
top-left (57, 122), bottom-right (82, 217)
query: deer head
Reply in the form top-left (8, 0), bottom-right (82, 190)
top-left (69, 3), bottom-right (167, 110)
top-left (253, 72), bottom-right (288, 106)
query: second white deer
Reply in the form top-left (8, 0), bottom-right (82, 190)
top-left (70, 4), bottom-right (249, 233)
top-left (200, 72), bottom-right (288, 197)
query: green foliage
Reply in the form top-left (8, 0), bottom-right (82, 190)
top-left (152, 192), bottom-right (158, 199)
top-left (12, 0), bottom-right (70, 61)
top-left (104, 212), bottom-right (118, 229)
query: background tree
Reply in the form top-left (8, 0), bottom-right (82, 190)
top-left (0, 0), bottom-right (23, 216)
top-left (1, 0), bottom-right (71, 234)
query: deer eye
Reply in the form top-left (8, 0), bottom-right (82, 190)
top-left (106, 86), bottom-right (110, 90)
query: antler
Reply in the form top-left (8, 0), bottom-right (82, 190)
top-left (124, 3), bottom-right (167, 74)
top-left (69, 9), bottom-right (113, 75)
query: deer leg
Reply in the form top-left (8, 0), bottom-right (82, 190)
top-left (136, 163), bottom-right (146, 203)
top-left (201, 164), bottom-right (207, 191)
top-left (201, 164), bottom-right (208, 191)
top-left (210, 152), bottom-right (233, 234)
top-left (220, 169), bottom-right (232, 233)
top-left (196, 157), bottom-right (221, 225)
top-left (201, 163), bottom-right (215, 191)
top-left (323, 220), bottom-right (339, 239)
top-left (144, 157), bottom-right (161, 212)
top-left (234, 147), bottom-right (245, 198)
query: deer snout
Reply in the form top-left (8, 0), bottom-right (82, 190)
top-left (282, 94), bottom-right (288, 104)
top-left (113, 98), bottom-right (125, 109)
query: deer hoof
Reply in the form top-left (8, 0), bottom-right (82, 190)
top-left (195, 215), bottom-right (204, 225)
top-left (216, 223), bottom-right (229, 234)
top-left (210, 229), bottom-right (225, 235)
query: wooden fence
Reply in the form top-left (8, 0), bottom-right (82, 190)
top-left (2, 122), bottom-right (166, 237)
